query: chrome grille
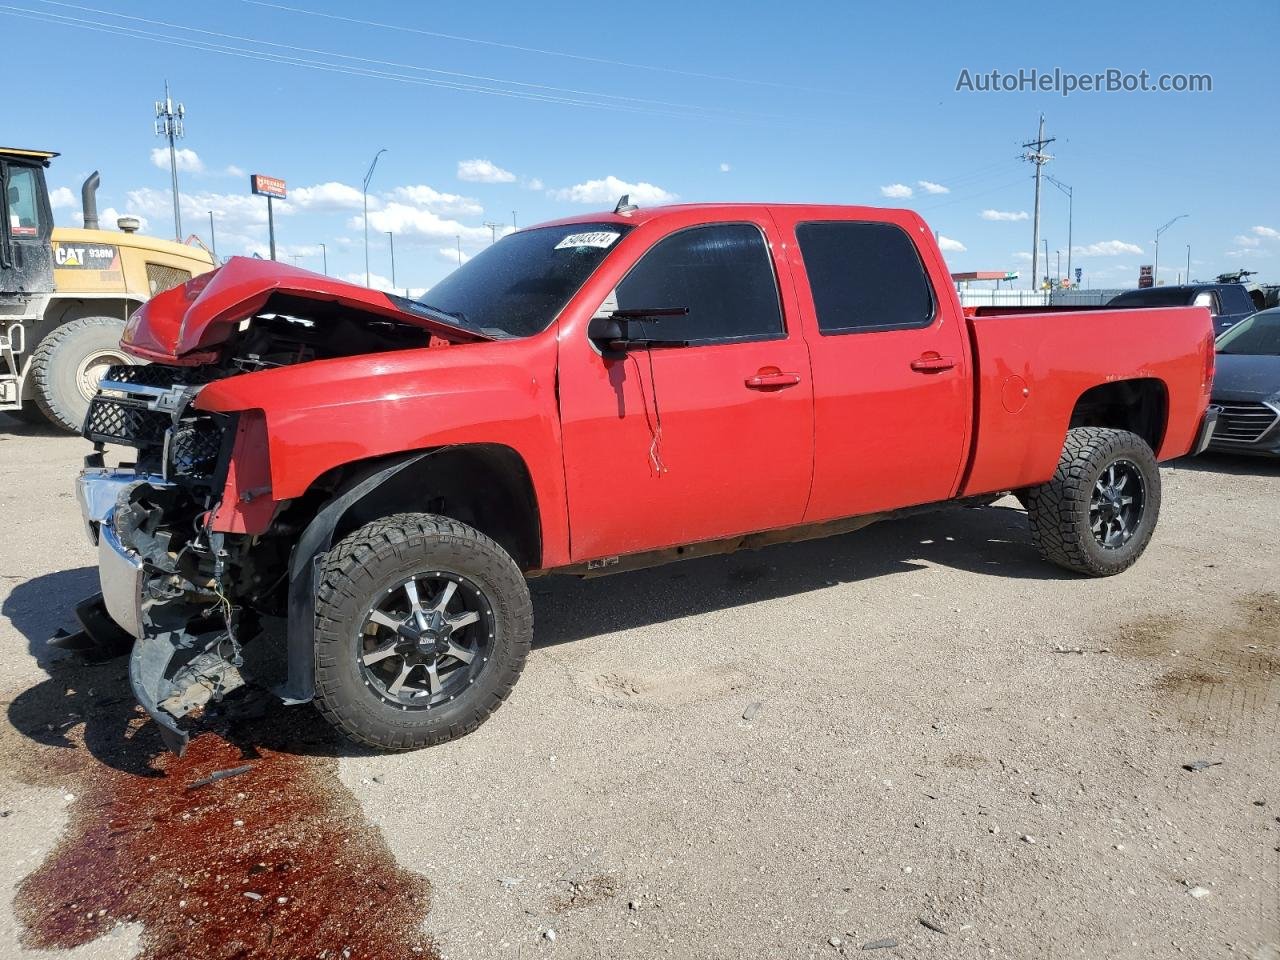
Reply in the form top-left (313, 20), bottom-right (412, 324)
top-left (1210, 401), bottom-right (1279, 445)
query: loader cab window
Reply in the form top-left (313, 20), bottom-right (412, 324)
top-left (4, 166), bottom-right (44, 237)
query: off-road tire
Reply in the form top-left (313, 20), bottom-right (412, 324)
top-left (313, 513), bottom-right (532, 751)
top-left (1025, 427), bottom-right (1161, 577)
top-left (29, 315), bottom-right (131, 432)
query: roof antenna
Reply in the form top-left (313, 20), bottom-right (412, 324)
top-left (614, 194), bottom-right (638, 215)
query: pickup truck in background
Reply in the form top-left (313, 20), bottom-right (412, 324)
top-left (1108, 282), bottom-right (1258, 335)
top-left (68, 202), bottom-right (1218, 754)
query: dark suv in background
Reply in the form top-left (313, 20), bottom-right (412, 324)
top-left (1109, 283), bottom-right (1257, 335)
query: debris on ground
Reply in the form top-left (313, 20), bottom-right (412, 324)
top-left (1187, 886), bottom-right (1212, 899)
top-left (742, 702), bottom-right (762, 721)
top-left (1182, 760), bottom-right (1223, 772)
top-left (919, 915), bottom-right (947, 934)
top-left (188, 764), bottom-right (255, 790)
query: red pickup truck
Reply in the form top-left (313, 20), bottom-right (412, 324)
top-left (70, 201), bottom-right (1218, 753)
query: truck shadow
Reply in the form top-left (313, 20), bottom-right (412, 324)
top-left (0, 412), bottom-right (63, 436)
top-left (530, 501), bottom-right (1065, 648)
top-left (3, 502), bottom-right (1058, 771)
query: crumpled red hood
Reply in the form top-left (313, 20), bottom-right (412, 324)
top-left (120, 256), bottom-right (489, 364)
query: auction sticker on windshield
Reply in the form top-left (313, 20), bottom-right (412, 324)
top-left (555, 231), bottom-right (621, 250)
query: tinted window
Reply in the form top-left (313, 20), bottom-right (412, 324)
top-left (796, 221), bottom-right (935, 334)
top-left (1217, 309), bottom-right (1280, 356)
top-left (1108, 288), bottom-right (1190, 307)
top-left (614, 223), bottom-right (783, 344)
top-left (418, 222), bottom-right (631, 338)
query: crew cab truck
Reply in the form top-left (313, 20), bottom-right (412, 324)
top-left (1107, 282), bottom-right (1257, 336)
top-left (69, 202), bottom-right (1217, 754)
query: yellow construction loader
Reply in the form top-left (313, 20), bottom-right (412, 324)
top-left (1, 147), bottom-right (216, 430)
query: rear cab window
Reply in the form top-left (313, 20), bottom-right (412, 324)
top-left (795, 221), bottom-right (936, 334)
top-left (4, 166), bottom-right (45, 237)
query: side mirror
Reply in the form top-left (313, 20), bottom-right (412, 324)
top-left (587, 307), bottom-right (691, 358)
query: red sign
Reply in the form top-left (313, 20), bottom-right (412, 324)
top-left (1138, 265), bottom-right (1154, 289)
top-left (250, 174), bottom-right (287, 199)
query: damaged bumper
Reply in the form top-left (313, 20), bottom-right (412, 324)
top-left (75, 463), bottom-right (246, 755)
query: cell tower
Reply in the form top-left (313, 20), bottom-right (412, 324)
top-left (154, 81), bottom-right (186, 241)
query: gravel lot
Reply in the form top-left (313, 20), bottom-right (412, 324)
top-left (0, 414), bottom-right (1276, 960)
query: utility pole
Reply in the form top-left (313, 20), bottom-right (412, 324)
top-left (1186, 244), bottom-right (1191, 284)
top-left (386, 231), bottom-right (397, 288)
top-left (1021, 115), bottom-right (1055, 293)
top-left (362, 148), bottom-right (387, 287)
top-left (290, 254), bottom-right (303, 267)
top-left (1056, 249), bottom-right (1061, 283)
top-left (456, 235), bottom-right (462, 267)
top-left (483, 221), bottom-right (502, 244)
top-left (208, 210), bottom-right (217, 262)
top-left (512, 210), bottom-right (518, 229)
top-left (1043, 239), bottom-right (1050, 289)
top-left (154, 81), bottom-right (186, 241)
top-left (1154, 214), bottom-right (1189, 286)
top-left (318, 242), bottom-right (328, 276)
top-left (1045, 175), bottom-right (1073, 287)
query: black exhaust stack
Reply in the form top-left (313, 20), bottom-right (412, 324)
top-left (81, 171), bottom-right (101, 230)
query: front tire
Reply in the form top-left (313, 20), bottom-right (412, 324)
top-left (313, 513), bottom-right (532, 751)
top-left (29, 315), bottom-right (134, 432)
top-left (1025, 427), bottom-right (1162, 577)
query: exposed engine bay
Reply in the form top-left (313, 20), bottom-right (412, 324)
top-left (72, 294), bottom-right (456, 753)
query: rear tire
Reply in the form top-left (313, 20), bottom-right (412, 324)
top-left (29, 315), bottom-right (133, 432)
top-left (1025, 427), bottom-right (1161, 577)
top-left (313, 513), bottom-right (532, 751)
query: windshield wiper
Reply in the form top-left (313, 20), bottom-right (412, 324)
top-left (417, 302), bottom-right (468, 325)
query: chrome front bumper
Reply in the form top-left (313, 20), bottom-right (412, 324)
top-left (76, 469), bottom-right (156, 639)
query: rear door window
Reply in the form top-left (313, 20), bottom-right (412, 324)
top-left (796, 221), bottom-right (936, 334)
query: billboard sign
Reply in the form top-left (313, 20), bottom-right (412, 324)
top-left (1138, 265), bottom-right (1154, 288)
top-left (250, 174), bottom-right (287, 199)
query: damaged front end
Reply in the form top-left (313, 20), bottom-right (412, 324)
top-left (74, 366), bottom-right (267, 754)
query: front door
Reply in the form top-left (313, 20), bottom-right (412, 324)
top-left (558, 218), bottom-right (815, 562)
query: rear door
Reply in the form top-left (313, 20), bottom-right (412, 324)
top-left (769, 210), bottom-right (971, 520)
top-left (0, 160), bottom-right (55, 295)
top-left (557, 216), bottom-right (815, 561)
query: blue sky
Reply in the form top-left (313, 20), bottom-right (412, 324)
top-left (5, 0), bottom-right (1277, 293)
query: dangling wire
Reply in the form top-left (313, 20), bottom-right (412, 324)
top-left (643, 342), bottom-right (666, 475)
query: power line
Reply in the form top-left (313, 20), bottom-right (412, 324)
top-left (32, 0), bottom-right (768, 121)
top-left (0, 5), bottom-right (761, 123)
top-left (241, 0), bottom-right (840, 95)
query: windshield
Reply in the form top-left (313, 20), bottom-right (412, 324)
top-left (416, 222), bottom-right (632, 338)
top-left (1216, 308), bottom-right (1280, 356)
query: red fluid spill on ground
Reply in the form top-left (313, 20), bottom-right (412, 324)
top-left (7, 679), bottom-right (436, 960)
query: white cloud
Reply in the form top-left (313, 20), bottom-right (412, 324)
top-left (880, 183), bottom-right (913, 199)
top-left (69, 206), bottom-right (150, 232)
top-left (225, 164), bottom-right (246, 178)
top-left (354, 203), bottom-right (491, 245)
top-left (524, 177), bottom-right (544, 191)
top-left (389, 184), bottom-right (482, 217)
top-left (436, 246), bottom-right (471, 266)
top-left (1012, 251), bottom-right (1033, 262)
top-left (284, 181), bottom-right (366, 213)
top-left (48, 186), bottom-right (76, 209)
top-left (1073, 240), bottom-right (1143, 257)
top-left (1252, 225), bottom-right (1279, 239)
top-left (128, 186), bottom-right (269, 228)
top-left (551, 175), bottom-right (676, 205)
top-left (1225, 248), bottom-right (1269, 259)
top-left (150, 146), bottom-right (203, 173)
top-left (917, 180), bottom-right (949, 195)
top-left (719, 162), bottom-right (732, 173)
top-left (937, 235), bottom-right (966, 253)
top-left (981, 209), bottom-right (1029, 222)
top-left (1232, 234), bottom-right (1261, 248)
top-left (457, 159), bottom-right (516, 183)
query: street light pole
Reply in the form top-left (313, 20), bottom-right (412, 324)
top-left (318, 242), bottom-right (327, 276)
top-left (1045, 175), bottom-right (1073, 286)
top-left (483, 221), bottom-right (501, 244)
top-left (386, 231), bottom-right (396, 289)
top-left (362, 148), bottom-right (387, 287)
top-left (1154, 214), bottom-right (1189, 286)
top-left (208, 210), bottom-right (217, 262)
top-left (1042, 239), bottom-right (1049, 289)
top-left (1185, 244), bottom-right (1191, 284)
